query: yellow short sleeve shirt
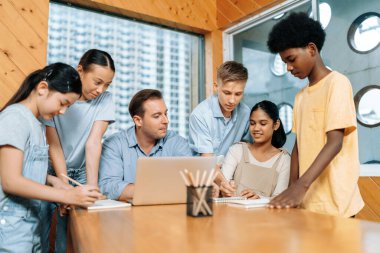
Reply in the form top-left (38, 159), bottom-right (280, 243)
top-left (292, 71), bottom-right (364, 217)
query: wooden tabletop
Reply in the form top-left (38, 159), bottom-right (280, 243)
top-left (69, 204), bottom-right (380, 253)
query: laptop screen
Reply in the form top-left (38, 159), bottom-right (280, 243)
top-left (131, 156), bottom-right (216, 205)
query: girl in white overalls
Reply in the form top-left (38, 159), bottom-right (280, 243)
top-left (217, 100), bottom-right (291, 198)
top-left (0, 63), bottom-right (102, 252)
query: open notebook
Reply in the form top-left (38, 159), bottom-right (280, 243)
top-left (86, 199), bottom-right (131, 210)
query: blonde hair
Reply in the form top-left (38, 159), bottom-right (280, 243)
top-left (217, 61), bottom-right (248, 84)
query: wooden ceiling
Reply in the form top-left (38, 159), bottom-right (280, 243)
top-left (217, 0), bottom-right (284, 28)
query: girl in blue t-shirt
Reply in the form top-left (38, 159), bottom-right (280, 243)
top-left (41, 49), bottom-right (116, 253)
top-left (0, 63), bottom-right (102, 252)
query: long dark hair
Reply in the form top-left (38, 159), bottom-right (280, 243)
top-left (250, 100), bottom-right (286, 148)
top-left (1, 62), bottom-right (82, 112)
top-left (79, 49), bottom-right (115, 72)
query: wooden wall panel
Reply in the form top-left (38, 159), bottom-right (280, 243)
top-left (217, 0), bottom-right (285, 29)
top-left (0, 0), bottom-right (48, 107)
top-left (205, 29), bottom-right (222, 97)
top-left (357, 177), bottom-right (380, 222)
top-left (0, 0), bottom-right (283, 107)
top-left (0, 0), bottom-right (45, 66)
top-left (0, 51), bottom-right (24, 104)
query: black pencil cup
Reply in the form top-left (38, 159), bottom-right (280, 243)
top-left (186, 186), bottom-right (213, 217)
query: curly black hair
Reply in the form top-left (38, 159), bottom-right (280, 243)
top-left (267, 12), bottom-right (326, 53)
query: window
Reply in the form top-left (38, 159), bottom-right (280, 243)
top-left (278, 103), bottom-right (293, 135)
top-left (47, 2), bottom-right (204, 138)
top-left (271, 53), bottom-right (287, 76)
top-left (354, 85), bottom-right (380, 127)
top-left (309, 2), bottom-right (332, 29)
top-left (347, 12), bottom-right (380, 53)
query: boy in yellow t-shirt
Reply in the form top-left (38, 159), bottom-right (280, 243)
top-left (266, 12), bottom-right (364, 217)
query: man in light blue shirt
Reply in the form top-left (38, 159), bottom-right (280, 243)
top-left (99, 89), bottom-right (192, 200)
top-left (189, 61), bottom-right (251, 157)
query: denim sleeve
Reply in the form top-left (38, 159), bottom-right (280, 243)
top-left (98, 135), bottom-right (129, 200)
top-left (188, 112), bottom-right (214, 154)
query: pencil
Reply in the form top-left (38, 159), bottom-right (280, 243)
top-left (60, 173), bottom-right (107, 200)
top-left (60, 173), bottom-right (83, 187)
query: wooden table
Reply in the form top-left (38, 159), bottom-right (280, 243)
top-left (69, 204), bottom-right (380, 253)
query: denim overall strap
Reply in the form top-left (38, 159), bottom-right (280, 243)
top-left (0, 128), bottom-right (49, 253)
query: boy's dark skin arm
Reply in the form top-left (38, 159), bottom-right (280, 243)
top-left (289, 140), bottom-right (299, 186)
top-left (268, 128), bottom-right (344, 208)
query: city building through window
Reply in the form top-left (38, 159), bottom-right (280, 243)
top-left (47, 2), bottom-right (204, 138)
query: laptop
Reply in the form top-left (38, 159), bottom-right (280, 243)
top-left (130, 156), bottom-right (216, 206)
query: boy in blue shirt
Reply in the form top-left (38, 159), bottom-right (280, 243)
top-left (189, 61), bottom-right (251, 157)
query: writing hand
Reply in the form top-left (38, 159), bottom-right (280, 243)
top-left (65, 185), bottom-right (102, 207)
top-left (240, 189), bottom-right (260, 199)
top-left (220, 180), bottom-right (236, 197)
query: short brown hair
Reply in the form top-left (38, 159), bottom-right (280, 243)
top-left (217, 61), bottom-right (248, 84)
top-left (129, 89), bottom-right (163, 117)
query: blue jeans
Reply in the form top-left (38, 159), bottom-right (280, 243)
top-left (40, 168), bottom-right (86, 253)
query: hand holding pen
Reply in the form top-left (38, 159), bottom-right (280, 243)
top-left (60, 173), bottom-right (106, 207)
top-left (220, 180), bottom-right (259, 199)
top-left (220, 180), bottom-right (237, 197)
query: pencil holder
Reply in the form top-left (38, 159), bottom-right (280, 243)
top-left (186, 186), bottom-right (213, 217)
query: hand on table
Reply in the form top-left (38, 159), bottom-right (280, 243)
top-left (268, 182), bottom-right (308, 209)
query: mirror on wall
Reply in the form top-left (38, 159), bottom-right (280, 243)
top-left (354, 85), bottom-right (380, 127)
top-left (348, 12), bottom-right (380, 53)
top-left (278, 103), bottom-right (293, 135)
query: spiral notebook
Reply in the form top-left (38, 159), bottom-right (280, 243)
top-left (87, 199), bottom-right (131, 210)
top-left (212, 197), bottom-right (247, 203)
